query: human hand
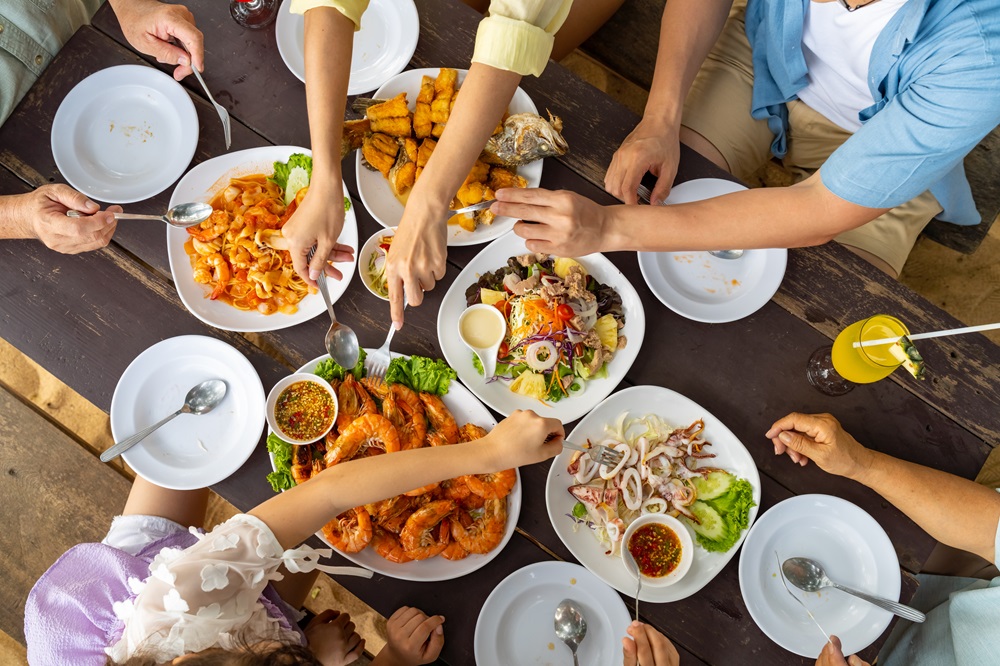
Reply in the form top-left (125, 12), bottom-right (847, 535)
top-left (493, 188), bottom-right (616, 257)
top-left (8, 185), bottom-right (120, 253)
top-left (110, 0), bottom-right (204, 80)
top-left (385, 205), bottom-right (448, 328)
top-left (304, 609), bottom-right (365, 666)
top-left (375, 606), bottom-right (445, 666)
top-left (606, 118), bottom-right (680, 205)
top-left (622, 621), bottom-right (680, 666)
top-left (815, 635), bottom-right (871, 666)
top-left (482, 410), bottom-right (564, 471)
top-left (282, 182), bottom-right (354, 287)
top-left (765, 413), bottom-right (874, 479)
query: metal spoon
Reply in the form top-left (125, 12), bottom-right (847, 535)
top-left (318, 272), bottom-right (360, 370)
top-left (554, 599), bottom-right (587, 666)
top-left (782, 557), bottom-right (926, 623)
top-left (622, 545), bottom-right (642, 621)
top-left (708, 249), bottom-right (745, 260)
top-left (68, 202), bottom-right (213, 229)
top-left (100, 379), bottom-right (228, 463)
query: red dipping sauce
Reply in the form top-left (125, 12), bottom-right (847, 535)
top-left (627, 523), bottom-right (683, 578)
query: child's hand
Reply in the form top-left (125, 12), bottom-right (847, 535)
top-left (375, 606), bottom-right (445, 666)
top-left (304, 609), bottom-right (365, 666)
top-left (622, 621), bottom-right (679, 666)
top-left (483, 410), bottom-right (564, 471)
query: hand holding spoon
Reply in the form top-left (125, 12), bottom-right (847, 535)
top-left (68, 202), bottom-right (213, 229)
top-left (101, 379), bottom-right (228, 463)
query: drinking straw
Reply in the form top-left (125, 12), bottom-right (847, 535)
top-left (853, 322), bottom-right (1000, 348)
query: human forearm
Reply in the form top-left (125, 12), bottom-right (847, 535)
top-left (852, 451), bottom-right (1000, 562)
top-left (643, 0), bottom-right (733, 129)
top-left (303, 7), bottom-right (354, 184)
top-left (0, 194), bottom-right (31, 239)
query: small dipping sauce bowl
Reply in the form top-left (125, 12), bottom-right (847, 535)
top-left (266, 373), bottom-right (339, 445)
top-left (622, 513), bottom-right (693, 587)
top-left (458, 304), bottom-right (507, 379)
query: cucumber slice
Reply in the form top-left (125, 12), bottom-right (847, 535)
top-left (691, 470), bottom-right (733, 501)
top-left (284, 166), bottom-right (310, 205)
top-left (686, 501), bottom-right (727, 541)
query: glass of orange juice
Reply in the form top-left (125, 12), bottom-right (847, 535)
top-left (807, 315), bottom-right (909, 395)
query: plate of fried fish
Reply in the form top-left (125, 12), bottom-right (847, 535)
top-left (346, 67), bottom-right (568, 246)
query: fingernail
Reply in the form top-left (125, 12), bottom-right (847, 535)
top-left (309, 268), bottom-right (320, 281)
top-left (85, 199), bottom-right (98, 210)
top-left (435, 626), bottom-right (443, 635)
top-left (178, 55), bottom-right (189, 66)
top-left (778, 431), bottom-right (792, 443)
top-left (764, 428), bottom-right (775, 438)
top-left (773, 443), bottom-right (780, 455)
top-left (630, 620), bottom-right (641, 627)
top-left (393, 320), bottom-right (402, 330)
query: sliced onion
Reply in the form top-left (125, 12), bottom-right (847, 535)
top-left (540, 274), bottom-right (561, 287)
top-left (642, 497), bottom-right (668, 514)
top-left (525, 341), bottom-right (558, 371)
top-left (621, 468), bottom-right (642, 511)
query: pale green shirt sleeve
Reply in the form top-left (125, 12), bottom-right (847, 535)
top-left (472, 0), bottom-right (574, 77)
top-left (289, 0), bottom-right (370, 30)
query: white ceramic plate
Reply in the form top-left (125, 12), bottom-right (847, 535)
top-left (268, 353), bottom-right (521, 582)
top-left (739, 494), bottom-right (899, 657)
top-left (276, 0), bottom-right (419, 94)
top-left (546, 385), bottom-right (761, 602)
top-left (356, 68), bottom-right (543, 246)
top-left (110, 335), bottom-right (265, 490)
top-left (475, 561), bottom-right (631, 666)
top-left (357, 226), bottom-right (394, 301)
top-left (166, 146), bottom-right (358, 332)
top-left (51, 64), bottom-right (198, 204)
top-left (437, 233), bottom-right (645, 422)
top-left (637, 179), bottom-right (787, 323)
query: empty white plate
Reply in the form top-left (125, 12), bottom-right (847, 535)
top-left (475, 561), bottom-right (631, 666)
top-left (51, 65), bottom-right (198, 204)
top-left (637, 179), bottom-right (787, 323)
top-left (276, 0), bottom-right (419, 94)
top-left (739, 494), bottom-right (899, 658)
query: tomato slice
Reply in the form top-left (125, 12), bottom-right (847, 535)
top-left (556, 304), bottom-right (575, 321)
top-left (498, 341), bottom-right (509, 359)
top-left (494, 300), bottom-right (512, 318)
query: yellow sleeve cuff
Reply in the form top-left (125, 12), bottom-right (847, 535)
top-left (472, 15), bottom-right (555, 77)
top-left (289, 0), bottom-right (369, 31)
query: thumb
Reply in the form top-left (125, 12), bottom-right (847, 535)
top-left (777, 429), bottom-right (816, 455)
top-left (649, 171), bottom-right (674, 206)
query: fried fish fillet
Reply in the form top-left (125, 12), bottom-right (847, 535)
top-left (431, 68), bottom-right (457, 124)
top-left (388, 137), bottom-right (418, 197)
top-left (464, 159), bottom-right (490, 185)
top-left (367, 93), bottom-right (412, 137)
top-left (414, 75), bottom-right (435, 139)
top-left (362, 133), bottom-right (400, 177)
top-left (487, 167), bottom-right (527, 191)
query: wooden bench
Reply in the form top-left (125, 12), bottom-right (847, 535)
top-left (580, 0), bottom-right (1000, 253)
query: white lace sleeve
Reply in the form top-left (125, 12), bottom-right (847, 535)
top-left (106, 514), bottom-right (371, 663)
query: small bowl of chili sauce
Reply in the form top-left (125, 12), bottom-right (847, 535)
top-left (622, 514), bottom-right (693, 587)
top-left (266, 373), bottom-right (339, 445)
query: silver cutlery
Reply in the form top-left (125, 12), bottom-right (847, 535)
top-left (623, 545), bottom-right (643, 621)
top-left (183, 48), bottom-right (231, 150)
top-left (101, 379), bottom-right (227, 463)
top-left (782, 556), bottom-right (926, 623)
top-left (554, 599), bottom-right (588, 666)
top-left (450, 199), bottom-right (496, 217)
top-left (366, 294), bottom-right (405, 380)
top-left (561, 440), bottom-right (624, 467)
top-left (636, 183), bottom-right (744, 259)
top-left (776, 552), bottom-right (831, 642)
top-left (68, 202), bottom-right (212, 229)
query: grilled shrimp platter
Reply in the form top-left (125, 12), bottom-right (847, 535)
top-left (348, 67), bottom-right (566, 246)
top-left (266, 353), bottom-right (522, 582)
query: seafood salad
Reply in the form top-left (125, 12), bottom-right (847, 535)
top-left (464, 253), bottom-right (626, 402)
top-left (266, 355), bottom-right (516, 565)
top-left (566, 413), bottom-right (755, 555)
top-left (341, 68), bottom-right (567, 232)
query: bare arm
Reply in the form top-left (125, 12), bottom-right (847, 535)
top-left (767, 413), bottom-right (1000, 563)
top-left (386, 63), bottom-right (522, 326)
top-left (282, 7), bottom-right (355, 285)
top-left (122, 477), bottom-right (211, 529)
top-left (251, 411), bottom-right (563, 549)
top-left (606, 0), bottom-right (733, 204)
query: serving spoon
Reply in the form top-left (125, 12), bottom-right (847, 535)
top-left (68, 202), bottom-right (213, 229)
top-left (782, 557), bottom-right (926, 623)
top-left (554, 599), bottom-right (588, 666)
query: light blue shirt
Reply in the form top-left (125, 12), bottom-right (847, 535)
top-left (0, 0), bottom-right (102, 126)
top-left (745, 0), bottom-right (1000, 225)
top-left (877, 516), bottom-right (1000, 666)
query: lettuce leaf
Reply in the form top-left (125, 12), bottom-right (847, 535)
top-left (314, 350), bottom-right (366, 382)
top-left (385, 356), bottom-right (456, 395)
top-left (270, 153), bottom-right (313, 191)
top-left (689, 477), bottom-right (755, 553)
top-left (265, 433), bottom-right (296, 492)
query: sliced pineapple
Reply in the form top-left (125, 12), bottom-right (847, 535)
top-left (594, 314), bottom-right (618, 350)
top-left (480, 288), bottom-right (507, 306)
top-left (889, 335), bottom-right (926, 380)
top-left (509, 370), bottom-right (548, 399)
top-left (553, 257), bottom-right (586, 279)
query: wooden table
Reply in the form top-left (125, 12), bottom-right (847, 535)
top-left (2, 1), bottom-right (999, 663)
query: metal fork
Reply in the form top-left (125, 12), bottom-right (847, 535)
top-left (562, 440), bottom-right (623, 467)
top-left (186, 53), bottom-right (231, 150)
top-left (365, 294), bottom-right (406, 380)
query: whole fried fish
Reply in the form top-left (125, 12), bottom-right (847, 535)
top-left (482, 111), bottom-right (568, 168)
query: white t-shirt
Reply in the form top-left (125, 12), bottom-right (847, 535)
top-left (796, 0), bottom-right (908, 132)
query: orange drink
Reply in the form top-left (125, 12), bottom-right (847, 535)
top-left (831, 315), bottom-right (909, 384)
